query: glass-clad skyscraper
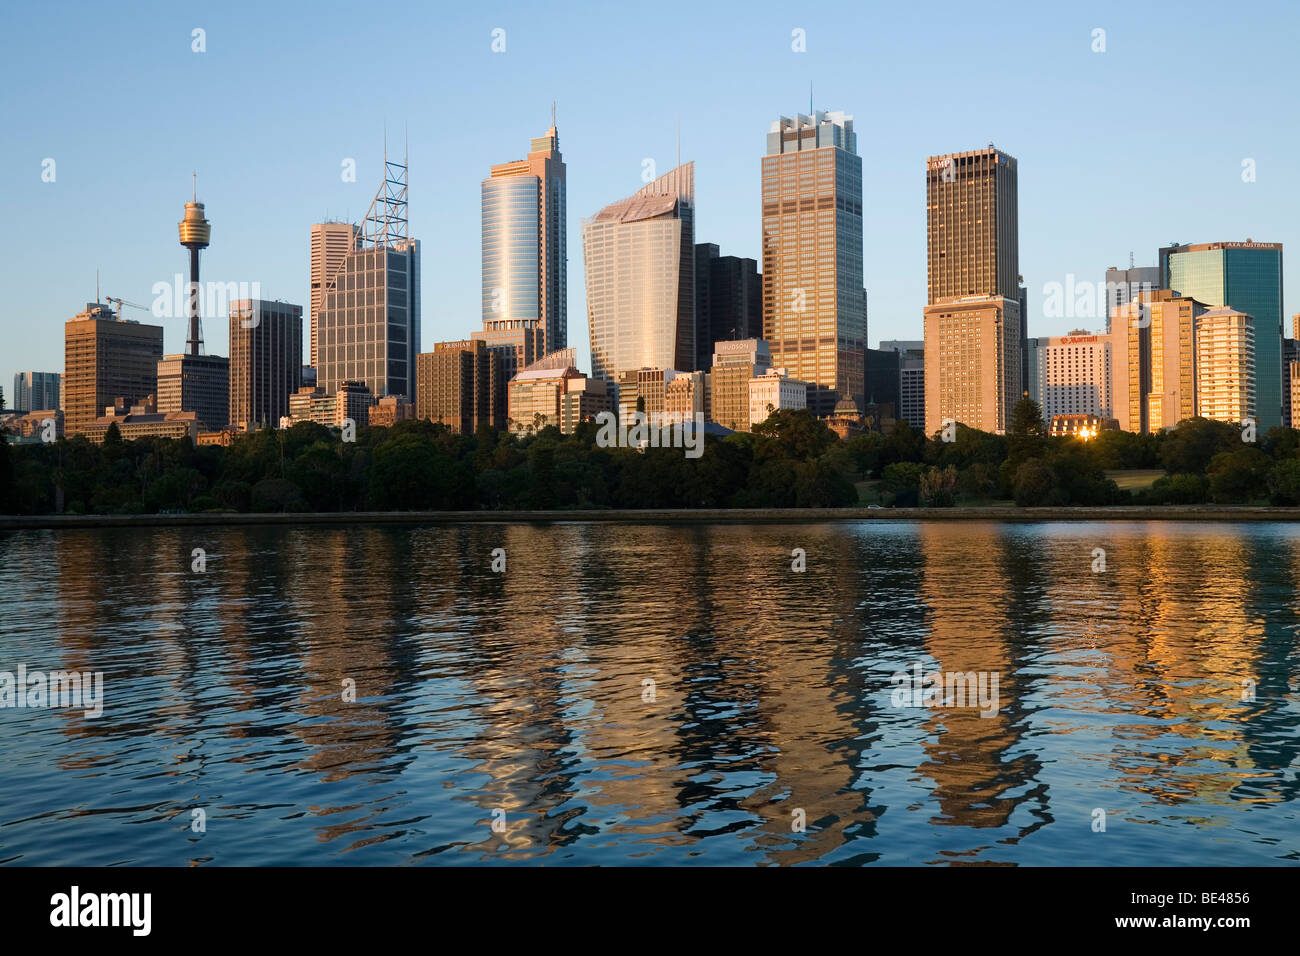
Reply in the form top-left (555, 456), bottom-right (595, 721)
top-left (582, 162), bottom-right (696, 385)
top-left (481, 125), bottom-right (567, 358)
top-left (317, 157), bottom-right (420, 401)
top-left (1161, 241), bottom-right (1283, 430)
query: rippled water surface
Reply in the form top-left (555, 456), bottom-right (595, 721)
top-left (2, 520), bottom-right (1299, 865)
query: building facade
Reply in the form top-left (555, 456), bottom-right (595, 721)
top-left (1195, 307), bottom-right (1255, 425)
top-left (316, 159), bottom-right (419, 402)
top-left (761, 111), bottom-right (865, 415)
top-left (156, 352), bottom-right (229, 430)
top-left (1104, 264), bottom-right (1161, 333)
top-left (415, 339), bottom-right (502, 434)
top-left (709, 338), bottom-right (771, 433)
top-left (482, 125), bottom-right (567, 357)
top-left (1027, 332), bottom-right (1113, 423)
top-left (310, 221), bottom-right (360, 369)
top-left (1162, 241), bottom-right (1282, 430)
top-left (11, 371), bottom-right (60, 414)
top-left (695, 243), bottom-right (761, 372)
top-left (229, 299), bottom-right (303, 430)
top-left (749, 367), bottom-right (807, 427)
top-left (923, 146), bottom-right (1021, 435)
top-left (583, 163), bottom-right (696, 386)
top-left (64, 302), bottom-right (164, 437)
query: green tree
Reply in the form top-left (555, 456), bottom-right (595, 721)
top-left (1006, 396), bottom-right (1048, 469)
top-left (1206, 447), bottom-right (1272, 503)
top-left (1158, 417), bottom-right (1239, 474)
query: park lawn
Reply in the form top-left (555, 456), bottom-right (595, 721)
top-left (1106, 469), bottom-right (1165, 491)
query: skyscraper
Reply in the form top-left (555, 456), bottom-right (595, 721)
top-left (582, 162), bottom-right (696, 386)
top-left (761, 111), bottom-right (865, 415)
top-left (11, 371), bottom-right (60, 413)
top-left (316, 153), bottom-right (420, 402)
top-left (156, 352), bottom-right (229, 430)
top-left (709, 339), bottom-right (771, 432)
top-left (1196, 307), bottom-right (1255, 425)
top-left (415, 339), bottom-right (502, 434)
top-left (1161, 241), bottom-right (1283, 430)
top-left (310, 222), bottom-right (360, 370)
top-left (695, 243), bottom-right (761, 372)
top-left (482, 124), bottom-right (567, 356)
top-left (229, 299), bottom-right (303, 429)
top-left (63, 302), bottom-right (164, 437)
top-left (923, 146), bottom-right (1021, 435)
top-left (1105, 263), bottom-right (1162, 333)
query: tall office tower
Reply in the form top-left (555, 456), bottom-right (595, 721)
top-left (64, 303), bottom-right (164, 437)
top-left (1122, 289), bottom-right (1205, 434)
top-left (1104, 263), bottom-right (1161, 332)
top-left (1028, 332), bottom-right (1113, 423)
top-left (228, 299), bottom-right (303, 429)
top-left (1196, 307), bottom-right (1255, 425)
top-left (482, 124), bottom-right (567, 357)
top-left (317, 154), bottom-right (420, 402)
top-left (695, 243), bottom-right (761, 372)
top-left (864, 348), bottom-right (900, 411)
top-left (1161, 241), bottom-right (1283, 429)
top-left (709, 339), bottom-right (771, 432)
top-left (583, 163), bottom-right (696, 387)
top-left (1284, 336), bottom-right (1300, 428)
top-left (923, 146), bottom-right (1021, 435)
top-left (156, 353), bottom-right (229, 430)
top-left (11, 371), bottom-right (60, 413)
top-left (761, 111), bottom-right (865, 415)
top-left (875, 340), bottom-right (925, 430)
top-left (310, 222), bottom-right (360, 369)
top-left (415, 339), bottom-right (502, 434)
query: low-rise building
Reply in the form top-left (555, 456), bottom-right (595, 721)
top-left (749, 367), bottom-right (807, 428)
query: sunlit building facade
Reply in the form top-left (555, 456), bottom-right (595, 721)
top-left (923, 146), bottom-right (1021, 435)
top-left (482, 125), bottom-right (567, 356)
top-left (309, 221), bottom-right (359, 369)
top-left (761, 111), bottom-right (864, 415)
top-left (709, 338), bottom-right (771, 432)
top-left (1195, 307), bottom-right (1255, 425)
top-left (63, 303), bottom-right (164, 438)
top-left (1162, 241), bottom-right (1282, 430)
top-left (583, 163), bottom-right (696, 388)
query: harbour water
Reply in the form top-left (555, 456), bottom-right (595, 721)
top-left (1, 520), bottom-right (1298, 866)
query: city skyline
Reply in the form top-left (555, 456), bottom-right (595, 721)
top-left (4, 1), bottom-right (1298, 382)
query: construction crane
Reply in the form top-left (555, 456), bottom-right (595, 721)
top-left (105, 296), bottom-right (153, 320)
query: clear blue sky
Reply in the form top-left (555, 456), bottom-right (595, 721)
top-left (3, 0), bottom-right (1297, 383)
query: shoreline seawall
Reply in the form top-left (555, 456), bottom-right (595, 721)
top-left (4, 506), bottom-right (1300, 530)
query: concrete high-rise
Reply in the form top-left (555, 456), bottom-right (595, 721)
top-left (11, 371), bottom-right (60, 413)
top-left (709, 339), bottom-right (771, 433)
top-left (157, 353), bottom-right (229, 430)
top-left (761, 111), bottom-right (864, 415)
top-left (1026, 332), bottom-right (1114, 423)
top-left (695, 243), bottom-right (761, 372)
top-left (310, 222), bottom-right (360, 369)
top-left (229, 299), bottom-right (303, 429)
top-left (1161, 241), bottom-right (1283, 430)
top-left (582, 162), bottom-right (696, 388)
top-left (316, 154), bottom-right (420, 402)
top-left (878, 340), bottom-right (925, 430)
top-left (63, 303), bottom-right (164, 437)
top-left (1196, 307), bottom-right (1255, 425)
top-left (415, 339), bottom-right (502, 434)
top-left (482, 124), bottom-right (567, 357)
top-left (1112, 289), bottom-right (1206, 434)
top-left (1105, 264), bottom-right (1161, 332)
top-left (923, 146), bottom-right (1021, 435)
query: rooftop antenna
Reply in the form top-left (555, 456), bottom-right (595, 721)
top-left (676, 109), bottom-right (681, 167)
top-left (95, 268), bottom-right (99, 303)
top-left (809, 81), bottom-right (813, 115)
top-left (1129, 250), bottom-right (1135, 269)
top-left (192, 171), bottom-right (197, 202)
top-left (551, 100), bottom-right (557, 129)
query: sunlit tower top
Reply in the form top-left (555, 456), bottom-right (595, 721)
top-left (177, 174), bottom-right (211, 355)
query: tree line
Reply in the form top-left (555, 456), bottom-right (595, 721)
top-left (2, 395), bottom-right (1298, 514)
